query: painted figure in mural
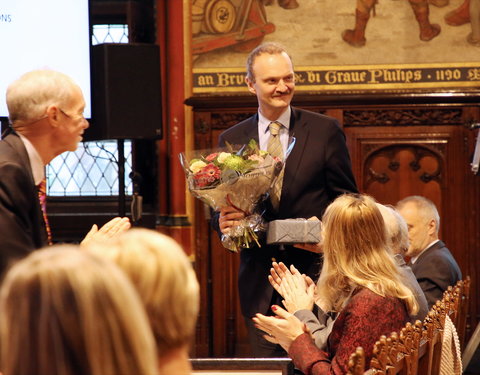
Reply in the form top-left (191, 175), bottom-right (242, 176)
top-left (445, 0), bottom-right (470, 25)
top-left (471, 0), bottom-right (480, 45)
top-left (263, 0), bottom-right (299, 9)
top-left (191, 0), bottom-right (276, 56)
top-left (343, 0), bottom-right (441, 47)
top-left (444, 0), bottom-right (480, 46)
top-left (428, 0), bottom-right (449, 7)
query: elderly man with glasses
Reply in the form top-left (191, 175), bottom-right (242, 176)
top-left (0, 69), bottom-right (130, 278)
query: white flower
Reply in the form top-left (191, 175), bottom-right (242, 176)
top-left (217, 152), bottom-right (231, 164)
top-left (248, 154), bottom-right (264, 163)
top-left (190, 160), bottom-right (207, 173)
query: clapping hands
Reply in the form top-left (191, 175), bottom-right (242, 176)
top-left (253, 304), bottom-right (308, 352)
top-left (269, 262), bottom-right (316, 313)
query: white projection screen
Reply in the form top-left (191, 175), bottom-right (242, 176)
top-left (0, 0), bottom-right (91, 119)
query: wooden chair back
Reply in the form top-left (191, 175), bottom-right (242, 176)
top-left (454, 276), bottom-right (470, 350)
top-left (418, 301), bottom-right (446, 375)
top-left (347, 347), bottom-right (366, 375)
top-left (347, 277), bottom-right (472, 375)
top-left (348, 320), bottom-right (425, 375)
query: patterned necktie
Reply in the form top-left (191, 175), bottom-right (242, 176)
top-left (267, 121), bottom-right (284, 210)
top-left (37, 178), bottom-right (53, 245)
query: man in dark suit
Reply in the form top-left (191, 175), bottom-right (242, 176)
top-left (0, 69), bottom-right (130, 278)
top-left (214, 43), bottom-right (358, 357)
top-left (396, 195), bottom-right (462, 308)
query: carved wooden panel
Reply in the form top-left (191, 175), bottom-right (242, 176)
top-left (346, 124), bottom-right (468, 290)
top-left (364, 144), bottom-right (444, 223)
top-left (344, 108), bottom-right (464, 127)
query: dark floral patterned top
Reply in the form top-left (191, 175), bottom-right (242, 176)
top-left (289, 287), bottom-right (409, 375)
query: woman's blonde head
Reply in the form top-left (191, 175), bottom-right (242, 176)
top-left (87, 228), bottom-right (199, 356)
top-left (318, 194), bottom-right (417, 315)
top-left (0, 245), bottom-right (158, 375)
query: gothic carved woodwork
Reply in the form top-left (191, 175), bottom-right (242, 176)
top-left (364, 144), bottom-right (443, 203)
top-left (210, 112), bottom-right (255, 130)
top-left (195, 112), bottom-right (255, 134)
top-left (346, 125), bottom-right (468, 246)
top-left (344, 108), bottom-right (464, 127)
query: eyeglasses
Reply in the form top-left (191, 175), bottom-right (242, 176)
top-left (59, 108), bottom-right (87, 122)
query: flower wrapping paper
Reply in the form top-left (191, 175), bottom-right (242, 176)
top-left (185, 154), bottom-right (279, 213)
top-left (180, 140), bottom-right (284, 252)
top-left (267, 219), bottom-right (322, 245)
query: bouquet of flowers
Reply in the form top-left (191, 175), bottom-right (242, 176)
top-left (180, 139), bottom-right (283, 252)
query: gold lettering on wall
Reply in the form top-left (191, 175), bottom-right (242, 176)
top-left (193, 63), bottom-right (480, 93)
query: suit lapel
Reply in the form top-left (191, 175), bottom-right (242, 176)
top-left (5, 133), bottom-right (35, 187)
top-left (411, 240), bottom-right (445, 269)
top-left (244, 114), bottom-right (260, 143)
top-left (279, 108), bottom-right (308, 214)
top-left (4, 132), bottom-right (47, 245)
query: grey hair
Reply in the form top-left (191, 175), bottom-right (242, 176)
top-left (6, 69), bottom-right (79, 125)
top-left (377, 203), bottom-right (409, 255)
top-left (396, 195), bottom-right (440, 233)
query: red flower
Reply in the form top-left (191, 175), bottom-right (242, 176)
top-left (193, 163), bottom-right (221, 187)
top-left (205, 152), bottom-right (219, 162)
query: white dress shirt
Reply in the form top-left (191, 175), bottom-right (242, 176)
top-left (410, 239), bottom-right (440, 264)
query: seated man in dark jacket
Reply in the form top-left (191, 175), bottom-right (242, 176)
top-left (396, 195), bottom-right (462, 308)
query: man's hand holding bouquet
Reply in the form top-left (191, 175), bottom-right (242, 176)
top-left (180, 139), bottom-right (285, 252)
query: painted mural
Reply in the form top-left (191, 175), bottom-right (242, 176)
top-left (191, 0), bottom-right (480, 92)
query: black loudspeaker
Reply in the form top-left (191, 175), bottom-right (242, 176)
top-left (85, 43), bottom-right (162, 141)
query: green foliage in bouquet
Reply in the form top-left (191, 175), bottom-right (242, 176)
top-left (181, 139), bottom-right (283, 252)
top-left (187, 139), bottom-right (274, 189)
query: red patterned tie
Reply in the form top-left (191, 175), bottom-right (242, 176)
top-left (37, 178), bottom-right (53, 245)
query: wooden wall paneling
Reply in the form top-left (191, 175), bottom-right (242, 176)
top-left (210, 237), bottom-right (245, 356)
top-left (346, 126), bottom-right (450, 202)
top-left (363, 143), bottom-right (444, 207)
top-left (210, 234), bottom-right (231, 355)
top-left (346, 122), bottom-right (464, 257)
top-left (193, 109), bottom-right (254, 357)
top-left (192, 111), bottom-right (213, 357)
top-left (209, 110), bottom-right (255, 357)
top-left (193, 198), bottom-right (212, 357)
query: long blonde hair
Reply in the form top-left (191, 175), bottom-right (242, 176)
top-left (0, 245), bottom-right (159, 375)
top-left (86, 228), bottom-right (200, 356)
top-left (317, 194), bottom-right (418, 315)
